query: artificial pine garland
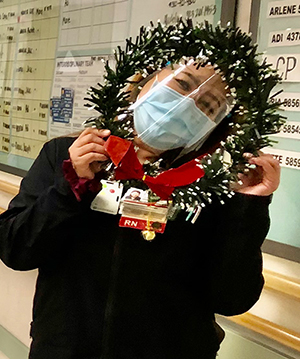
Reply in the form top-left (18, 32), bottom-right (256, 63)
top-left (84, 20), bottom-right (285, 209)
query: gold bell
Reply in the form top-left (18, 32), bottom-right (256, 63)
top-left (141, 230), bottom-right (156, 241)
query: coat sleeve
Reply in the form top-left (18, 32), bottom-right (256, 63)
top-left (0, 138), bottom-right (96, 271)
top-left (203, 193), bottom-right (271, 316)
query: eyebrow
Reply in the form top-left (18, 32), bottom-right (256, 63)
top-left (205, 91), bottom-right (221, 108)
top-left (179, 71), bottom-right (200, 87)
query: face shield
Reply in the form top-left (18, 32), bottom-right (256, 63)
top-left (130, 60), bottom-right (234, 154)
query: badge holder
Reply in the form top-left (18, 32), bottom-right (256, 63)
top-left (91, 180), bottom-right (123, 215)
top-left (119, 198), bottom-right (171, 241)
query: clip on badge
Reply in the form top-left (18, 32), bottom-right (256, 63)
top-left (91, 180), bottom-right (123, 215)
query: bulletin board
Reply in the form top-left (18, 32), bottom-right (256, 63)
top-left (256, 0), bottom-right (300, 251)
top-left (0, 0), bottom-right (224, 172)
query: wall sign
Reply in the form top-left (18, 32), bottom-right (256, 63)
top-left (272, 121), bottom-right (300, 139)
top-left (258, 0), bottom-right (300, 249)
top-left (263, 148), bottom-right (300, 169)
top-left (270, 92), bottom-right (300, 111)
top-left (49, 55), bottom-right (110, 138)
top-left (265, 53), bottom-right (300, 81)
top-left (268, 28), bottom-right (300, 47)
top-left (267, 1), bottom-right (300, 18)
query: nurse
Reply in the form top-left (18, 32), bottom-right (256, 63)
top-left (0, 59), bottom-right (280, 359)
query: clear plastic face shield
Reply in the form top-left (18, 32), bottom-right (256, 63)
top-left (130, 60), bottom-right (234, 154)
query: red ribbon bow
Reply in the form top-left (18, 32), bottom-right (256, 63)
top-left (104, 136), bottom-right (206, 200)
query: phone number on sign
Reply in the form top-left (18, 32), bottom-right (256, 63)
top-left (272, 154), bottom-right (300, 168)
top-left (286, 31), bottom-right (300, 42)
top-left (285, 156), bottom-right (300, 168)
top-left (282, 124), bottom-right (300, 134)
top-left (270, 97), bottom-right (300, 108)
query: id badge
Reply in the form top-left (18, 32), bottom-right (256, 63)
top-left (90, 180), bottom-right (123, 215)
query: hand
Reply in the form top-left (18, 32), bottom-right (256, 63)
top-left (233, 152), bottom-right (281, 196)
top-left (69, 128), bottom-right (111, 179)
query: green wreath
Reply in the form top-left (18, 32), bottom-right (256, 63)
top-left (84, 20), bottom-right (285, 209)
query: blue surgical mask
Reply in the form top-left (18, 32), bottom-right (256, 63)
top-left (133, 82), bottom-right (217, 151)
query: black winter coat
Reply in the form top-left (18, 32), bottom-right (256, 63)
top-left (0, 137), bottom-right (271, 359)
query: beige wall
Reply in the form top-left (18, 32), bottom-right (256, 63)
top-left (0, 263), bottom-right (37, 347)
top-left (0, 171), bottom-right (36, 347)
top-left (236, 0), bottom-right (253, 32)
top-left (250, 254), bottom-right (300, 335)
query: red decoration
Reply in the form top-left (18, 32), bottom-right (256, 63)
top-left (62, 159), bottom-right (102, 201)
top-left (104, 136), bottom-right (206, 200)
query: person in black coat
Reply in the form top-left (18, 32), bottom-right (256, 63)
top-left (0, 62), bottom-right (280, 359)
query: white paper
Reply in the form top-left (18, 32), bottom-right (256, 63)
top-left (265, 54), bottom-right (300, 82)
top-left (270, 91), bottom-right (300, 111)
top-left (262, 148), bottom-right (300, 170)
top-left (268, 28), bottom-right (300, 47)
top-left (271, 121), bottom-right (300, 139)
top-left (267, 1), bottom-right (300, 18)
top-left (91, 180), bottom-right (123, 215)
top-left (49, 55), bottom-right (112, 138)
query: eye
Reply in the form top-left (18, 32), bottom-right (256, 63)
top-left (175, 78), bottom-right (191, 92)
top-left (200, 100), bottom-right (210, 108)
top-left (197, 99), bottom-right (215, 115)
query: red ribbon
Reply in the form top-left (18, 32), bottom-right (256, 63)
top-left (104, 136), bottom-right (206, 200)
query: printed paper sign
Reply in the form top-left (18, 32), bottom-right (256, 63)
top-left (268, 28), bottom-right (300, 47)
top-left (265, 54), bottom-right (300, 81)
top-left (49, 55), bottom-right (111, 138)
top-left (267, 1), bottom-right (300, 18)
top-left (271, 121), bottom-right (300, 139)
top-left (50, 88), bottom-right (74, 123)
top-left (262, 148), bottom-right (300, 170)
top-left (270, 92), bottom-right (300, 111)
